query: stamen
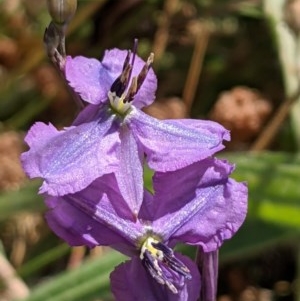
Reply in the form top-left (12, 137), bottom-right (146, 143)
top-left (143, 250), bottom-right (165, 284)
top-left (124, 77), bottom-right (137, 103)
top-left (108, 39), bottom-right (154, 112)
top-left (143, 249), bottom-right (178, 294)
top-left (123, 52), bottom-right (154, 103)
top-left (109, 40), bottom-right (137, 97)
top-left (110, 62), bottom-right (132, 97)
top-left (140, 237), bottom-right (191, 294)
top-left (125, 39), bottom-right (137, 94)
top-left (120, 64), bottom-right (132, 90)
top-left (152, 242), bottom-right (191, 279)
top-left (131, 39), bottom-right (138, 67)
top-left (122, 50), bottom-right (131, 71)
top-left (136, 53), bottom-right (154, 92)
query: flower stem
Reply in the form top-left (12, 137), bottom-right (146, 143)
top-left (195, 248), bottom-right (219, 301)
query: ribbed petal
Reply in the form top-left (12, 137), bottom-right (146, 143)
top-left (138, 189), bottom-right (155, 221)
top-left (72, 104), bottom-right (100, 125)
top-left (152, 158), bottom-right (234, 220)
top-left (21, 112), bottom-right (120, 196)
top-left (126, 108), bottom-right (230, 172)
top-left (46, 195), bottom-right (130, 250)
top-left (110, 254), bottom-right (200, 301)
top-left (154, 176), bottom-right (247, 252)
top-left (65, 56), bottom-right (113, 104)
top-left (115, 125), bottom-right (144, 216)
top-left (65, 49), bottom-right (157, 108)
top-left (164, 119), bottom-right (230, 141)
top-left (45, 176), bottom-right (145, 255)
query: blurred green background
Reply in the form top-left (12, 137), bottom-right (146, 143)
top-left (0, 0), bottom-right (300, 300)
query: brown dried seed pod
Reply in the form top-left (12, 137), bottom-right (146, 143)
top-left (0, 131), bottom-right (26, 191)
top-left (209, 86), bottom-right (272, 143)
top-left (0, 38), bottom-right (20, 68)
top-left (143, 97), bottom-right (187, 120)
top-left (47, 0), bottom-right (77, 25)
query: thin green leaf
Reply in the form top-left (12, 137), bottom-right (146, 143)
top-left (21, 249), bottom-right (125, 301)
top-left (214, 152), bottom-right (300, 260)
top-left (220, 219), bottom-right (299, 263)
top-left (224, 152), bottom-right (300, 228)
top-left (18, 244), bottom-right (70, 279)
top-left (0, 181), bottom-right (43, 221)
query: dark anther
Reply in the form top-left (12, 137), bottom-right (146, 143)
top-left (140, 238), bottom-right (192, 294)
top-left (110, 49), bottom-right (134, 97)
top-left (123, 77), bottom-right (137, 103)
top-left (136, 53), bottom-right (154, 92)
top-left (109, 39), bottom-right (154, 102)
top-left (152, 241), bottom-right (191, 279)
top-left (143, 250), bottom-right (165, 285)
top-left (124, 52), bottom-right (154, 103)
top-left (122, 50), bottom-right (131, 72)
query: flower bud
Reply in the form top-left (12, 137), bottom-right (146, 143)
top-left (47, 0), bottom-right (77, 25)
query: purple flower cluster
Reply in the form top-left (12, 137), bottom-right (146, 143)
top-left (21, 45), bottom-right (247, 301)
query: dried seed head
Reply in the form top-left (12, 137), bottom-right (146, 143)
top-left (0, 131), bottom-right (26, 191)
top-left (47, 0), bottom-right (77, 25)
top-left (209, 86), bottom-right (272, 143)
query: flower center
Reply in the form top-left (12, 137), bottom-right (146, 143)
top-left (108, 39), bottom-right (154, 116)
top-left (140, 237), bottom-right (192, 294)
top-left (108, 91), bottom-right (132, 116)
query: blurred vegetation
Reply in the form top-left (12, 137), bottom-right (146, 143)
top-left (0, 0), bottom-right (300, 300)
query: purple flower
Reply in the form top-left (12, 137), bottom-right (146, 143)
top-left (45, 157), bottom-right (247, 300)
top-left (21, 45), bottom-right (230, 215)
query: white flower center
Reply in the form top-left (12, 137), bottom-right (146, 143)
top-left (108, 91), bottom-right (132, 115)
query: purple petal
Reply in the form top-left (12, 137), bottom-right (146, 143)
top-left (65, 49), bottom-right (157, 108)
top-left (138, 189), bottom-right (155, 221)
top-left (165, 119), bottom-right (230, 141)
top-left (72, 104), bottom-right (100, 125)
top-left (22, 122), bottom-right (60, 178)
top-left (154, 175), bottom-right (247, 252)
top-left (173, 179), bottom-right (247, 251)
top-left (65, 56), bottom-right (113, 105)
top-left (45, 177), bottom-right (145, 255)
top-left (21, 112), bottom-right (120, 196)
top-left (110, 254), bottom-right (200, 301)
top-left (126, 108), bottom-right (230, 172)
top-left (115, 126), bottom-right (144, 216)
top-left (152, 158), bottom-right (234, 220)
top-left (82, 172), bottom-right (135, 222)
top-left (46, 195), bottom-right (128, 250)
top-left (45, 182), bottom-right (130, 250)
